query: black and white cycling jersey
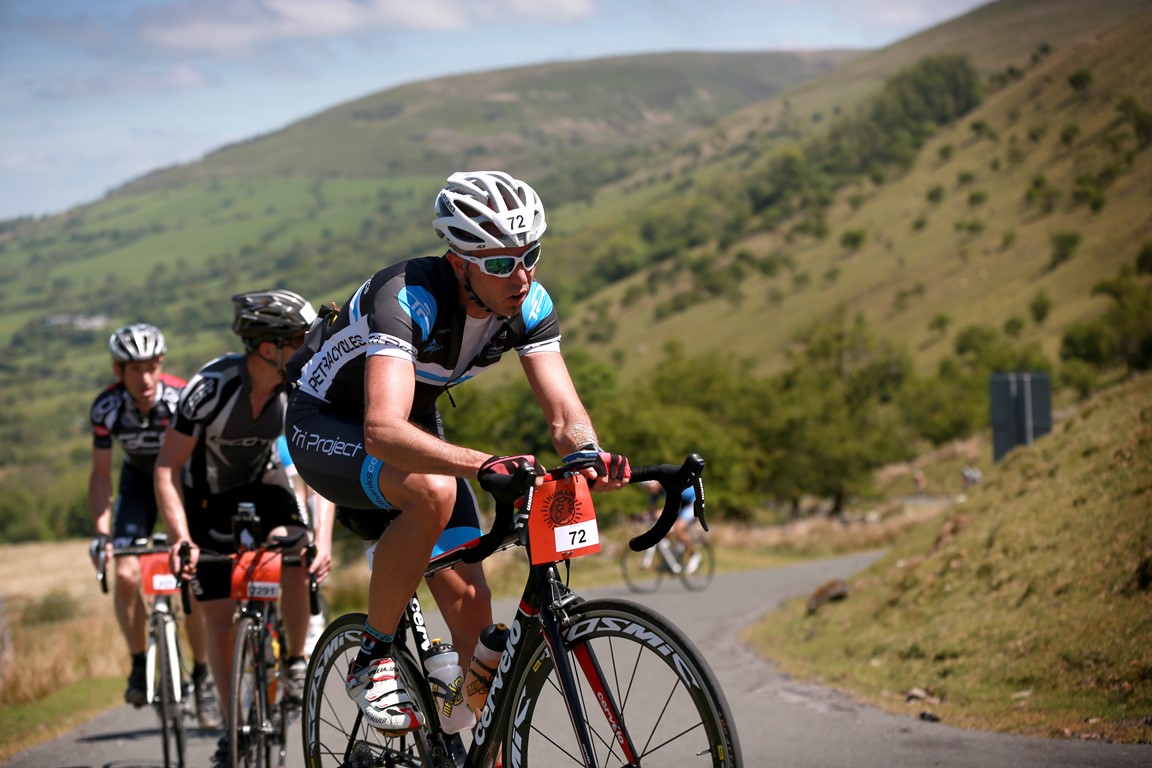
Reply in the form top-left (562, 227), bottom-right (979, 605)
top-left (290, 255), bottom-right (560, 419)
top-left (172, 353), bottom-right (291, 496)
top-left (90, 375), bottom-right (185, 473)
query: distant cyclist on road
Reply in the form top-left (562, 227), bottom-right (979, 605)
top-left (284, 170), bottom-right (631, 735)
top-left (88, 323), bottom-right (219, 728)
top-left (155, 291), bottom-right (334, 768)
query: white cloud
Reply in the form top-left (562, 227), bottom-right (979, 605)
top-left (133, 0), bottom-right (594, 53)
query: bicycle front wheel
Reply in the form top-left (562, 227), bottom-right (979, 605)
top-left (302, 613), bottom-right (436, 768)
top-left (619, 544), bottom-right (664, 593)
top-left (679, 539), bottom-right (716, 592)
top-left (230, 614), bottom-right (270, 768)
top-left (154, 614), bottom-right (187, 768)
top-left (506, 598), bottom-right (741, 767)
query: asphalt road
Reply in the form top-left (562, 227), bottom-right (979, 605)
top-left (4, 551), bottom-right (1150, 767)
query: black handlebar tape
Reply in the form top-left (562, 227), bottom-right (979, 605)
top-left (464, 461), bottom-right (537, 564)
top-left (627, 453), bottom-right (706, 552)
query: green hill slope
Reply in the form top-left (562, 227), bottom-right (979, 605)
top-left (561, 1), bottom-right (1152, 381)
top-left (748, 373), bottom-right (1152, 742)
top-left (0, 0), bottom-right (1150, 539)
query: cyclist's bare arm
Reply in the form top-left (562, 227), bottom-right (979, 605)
top-left (88, 445), bottom-right (115, 567)
top-left (154, 425), bottom-right (199, 574)
top-left (363, 354), bottom-right (491, 476)
top-left (306, 484), bottom-right (335, 583)
top-left (520, 350), bottom-right (628, 492)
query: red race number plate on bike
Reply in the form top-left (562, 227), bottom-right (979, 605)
top-left (528, 474), bottom-right (600, 565)
top-left (140, 552), bottom-right (180, 596)
top-left (230, 551), bottom-right (283, 602)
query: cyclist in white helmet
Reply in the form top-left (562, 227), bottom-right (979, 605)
top-left (89, 323), bottom-right (220, 728)
top-left (285, 171), bottom-right (632, 735)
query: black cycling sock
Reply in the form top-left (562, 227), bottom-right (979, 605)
top-left (131, 651), bottom-right (146, 669)
top-left (192, 662), bottom-right (209, 682)
top-left (350, 622), bottom-right (394, 677)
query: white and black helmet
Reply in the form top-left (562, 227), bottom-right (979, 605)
top-left (231, 289), bottom-right (317, 342)
top-left (108, 323), bottom-right (167, 363)
top-left (432, 171), bottom-right (547, 252)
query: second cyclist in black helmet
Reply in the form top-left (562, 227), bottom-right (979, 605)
top-left (155, 290), bottom-right (334, 768)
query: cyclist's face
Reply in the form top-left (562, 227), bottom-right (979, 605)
top-left (450, 243), bottom-right (537, 317)
top-left (117, 358), bottom-right (163, 405)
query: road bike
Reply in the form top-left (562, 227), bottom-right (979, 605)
top-left (303, 452), bottom-right (742, 767)
top-left (98, 532), bottom-right (191, 768)
top-left (180, 504), bottom-right (320, 768)
top-left (619, 519), bottom-right (715, 593)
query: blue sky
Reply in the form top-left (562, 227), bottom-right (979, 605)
top-left (0, 0), bottom-right (987, 221)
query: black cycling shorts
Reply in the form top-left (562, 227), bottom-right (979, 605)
top-left (111, 462), bottom-right (159, 549)
top-left (184, 481), bottom-right (306, 602)
top-left (285, 390), bottom-right (482, 554)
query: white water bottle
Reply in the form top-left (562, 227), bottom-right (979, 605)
top-left (424, 639), bottom-right (475, 734)
top-left (464, 622), bottom-right (509, 714)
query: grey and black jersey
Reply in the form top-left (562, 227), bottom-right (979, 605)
top-left (172, 353), bottom-right (290, 496)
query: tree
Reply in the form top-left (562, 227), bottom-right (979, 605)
top-left (768, 310), bottom-right (915, 514)
top-left (1030, 291), bottom-right (1053, 325)
top-left (1068, 69), bottom-right (1094, 96)
top-left (1049, 231), bottom-right (1082, 270)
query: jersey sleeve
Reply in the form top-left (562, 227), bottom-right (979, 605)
top-left (365, 269), bottom-right (435, 363)
top-left (89, 388), bottom-right (117, 450)
top-left (172, 368), bottom-right (221, 437)
top-left (515, 282), bottom-right (561, 355)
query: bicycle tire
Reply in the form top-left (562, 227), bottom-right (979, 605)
top-left (619, 545), bottom-right (665, 593)
top-left (679, 539), bottom-right (716, 592)
top-left (302, 613), bottom-right (437, 768)
top-left (230, 614), bottom-right (270, 768)
top-left (504, 597), bottom-right (741, 767)
top-left (154, 614), bottom-right (187, 768)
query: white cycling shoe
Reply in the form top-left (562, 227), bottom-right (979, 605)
top-left (346, 657), bottom-right (425, 735)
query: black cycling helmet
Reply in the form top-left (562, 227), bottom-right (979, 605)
top-left (108, 323), bottom-right (167, 363)
top-left (231, 289), bottom-right (317, 344)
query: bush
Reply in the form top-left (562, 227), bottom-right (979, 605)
top-left (1060, 319), bottom-right (1116, 365)
top-left (1030, 291), bottom-right (1052, 325)
top-left (1049, 231), bottom-right (1082, 270)
top-left (1137, 242), bottom-right (1152, 275)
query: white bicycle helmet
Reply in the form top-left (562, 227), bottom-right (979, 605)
top-left (231, 289), bottom-right (317, 341)
top-left (433, 171), bottom-right (547, 252)
top-left (108, 323), bottom-right (167, 363)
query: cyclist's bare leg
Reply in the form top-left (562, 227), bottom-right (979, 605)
top-left (198, 597), bottom-right (239, 719)
top-left (186, 605), bottom-right (211, 667)
top-left (114, 555), bottom-right (148, 654)
top-left (671, 517), bottom-right (695, 558)
top-left (425, 561), bottom-right (492, 664)
top-left (366, 471), bottom-right (456, 644)
top-left (267, 523), bottom-right (312, 659)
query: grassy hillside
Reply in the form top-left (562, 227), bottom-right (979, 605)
top-left (562, 1), bottom-right (1152, 382)
top-left (1, 0), bottom-right (1150, 536)
top-left (748, 372), bottom-right (1152, 743)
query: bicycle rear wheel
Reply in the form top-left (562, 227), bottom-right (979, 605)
top-left (505, 598), bottom-right (741, 767)
top-left (302, 613), bottom-right (436, 768)
top-left (231, 614), bottom-right (271, 768)
top-left (619, 545), bottom-right (665, 593)
top-left (679, 539), bottom-right (716, 592)
top-left (154, 614), bottom-right (187, 768)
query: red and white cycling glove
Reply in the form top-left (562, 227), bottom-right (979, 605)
top-left (586, 444), bottom-right (631, 483)
top-left (478, 454), bottom-right (542, 480)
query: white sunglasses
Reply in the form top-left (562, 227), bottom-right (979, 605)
top-left (451, 242), bottom-right (541, 277)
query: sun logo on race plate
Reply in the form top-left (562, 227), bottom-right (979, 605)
top-left (545, 488), bottom-right (580, 528)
